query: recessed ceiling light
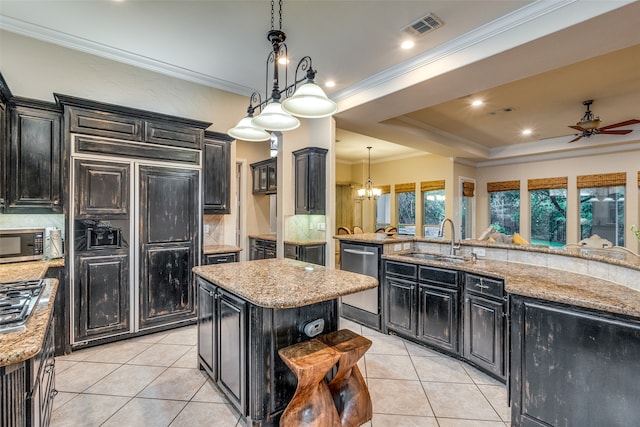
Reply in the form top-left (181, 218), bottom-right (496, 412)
top-left (471, 99), bottom-right (484, 107)
top-left (521, 129), bottom-right (533, 136)
top-left (325, 81), bottom-right (336, 88)
top-left (401, 40), bottom-right (415, 50)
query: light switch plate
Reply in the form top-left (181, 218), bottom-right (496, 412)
top-left (394, 243), bottom-right (401, 251)
top-left (403, 242), bottom-right (411, 250)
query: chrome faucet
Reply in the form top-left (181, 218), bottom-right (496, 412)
top-left (439, 218), bottom-right (460, 256)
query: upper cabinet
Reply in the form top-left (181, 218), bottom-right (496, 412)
top-left (293, 147), bottom-right (327, 215)
top-left (250, 158), bottom-right (277, 195)
top-left (203, 131), bottom-right (232, 214)
top-left (5, 97), bottom-right (62, 213)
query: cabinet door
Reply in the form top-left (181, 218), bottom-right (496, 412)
top-left (139, 166), bottom-right (198, 329)
top-left (8, 105), bottom-right (62, 212)
top-left (75, 159), bottom-right (130, 217)
top-left (218, 290), bottom-right (247, 414)
top-left (386, 276), bottom-right (416, 336)
top-left (294, 153), bottom-right (308, 213)
top-left (300, 244), bottom-right (325, 266)
top-left (417, 283), bottom-right (459, 353)
top-left (294, 148), bottom-right (326, 215)
top-left (197, 279), bottom-right (217, 379)
top-left (267, 160), bottom-right (277, 193)
top-left (75, 253), bottom-right (130, 341)
top-left (203, 138), bottom-right (231, 214)
top-left (204, 253), bottom-right (237, 264)
top-left (463, 293), bottom-right (504, 379)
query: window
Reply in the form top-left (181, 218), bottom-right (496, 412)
top-left (578, 173), bottom-right (626, 246)
top-left (461, 180), bottom-right (475, 240)
top-left (529, 177), bottom-right (567, 247)
top-left (375, 188), bottom-right (391, 230)
top-left (488, 180), bottom-right (520, 234)
top-left (422, 180), bottom-right (445, 236)
top-left (396, 183), bottom-right (416, 235)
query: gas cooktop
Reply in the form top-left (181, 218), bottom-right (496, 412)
top-left (0, 279), bottom-right (44, 333)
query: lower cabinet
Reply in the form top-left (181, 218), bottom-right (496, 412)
top-left (417, 282), bottom-right (459, 353)
top-left (463, 275), bottom-right (506, 380)
top-left (385, 263), bottom-right (417, 336)
top-left (510, 296), bottom-right (640, 426)
top-left (197, 278), bottom-right (246, 411)
top-left (284, 243), bottom-right (326, 266)
top-left (0, 316), bottom-right (56, 427)
top-left (249, 238), bottom-right (276, 260)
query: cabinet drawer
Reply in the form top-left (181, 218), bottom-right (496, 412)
top-left (465, 274), bottom-right (504, 299)
top-left (145, 121), bottom-right (203, 149)
top-left (385, 261), bottom-right (417, 279)
top-left (419, 266), bottom-right (458, 287)
top-left (204, 253), bottom-right (237, 264)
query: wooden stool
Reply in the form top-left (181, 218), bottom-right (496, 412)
top-left (278, 339), bottom-right (341, 427)
top-left (318, 329), bottom-right (373, 427)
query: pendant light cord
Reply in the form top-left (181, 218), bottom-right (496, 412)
top-left (270, 0), bottom-right (283, 30)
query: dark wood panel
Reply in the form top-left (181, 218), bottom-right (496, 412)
top-left (203, 135), bottom-right (231, 214)
top-left (145, 120), bottom-right (203, 149)
top-left (75, 254), bottom-right (130, 341)
top-left (75, 159), bottom-right (129, 217)
top-left (293, 147), bottom-right (327, 215)
top-left (68, 105), bottom-right (142, 141)
top-left (417, 283), bottom-right (459, 353)
top-left (75, 136), bottom-right (200, 165)
top-left (7, 104), bottom-right (62, 212)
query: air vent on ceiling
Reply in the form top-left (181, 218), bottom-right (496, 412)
top-left (402, 13), bottom-right (444, 37)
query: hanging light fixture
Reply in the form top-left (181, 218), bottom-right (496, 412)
top-left (357, 146), bottom-right (381, 200)
top-left (227, 0), bottom-right (337, 140)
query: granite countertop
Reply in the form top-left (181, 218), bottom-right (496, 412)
top-left (248, 234), bottom-right (276, 241)
top-left (193, 258), bottom-right (378, 309)
top-left (203, 244), bottom-right (242, 255)
top-left (383, 252), bottom-right (640, 318)
top-left (0, 278), bottom-right (58, 367)
top-left (0, 259), bottom-right (63, 283)
top-left (334, 233), bottom-right (414, 244)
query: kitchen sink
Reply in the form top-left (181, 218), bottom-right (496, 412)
top-left (402, 252), bottom-right (468, 263)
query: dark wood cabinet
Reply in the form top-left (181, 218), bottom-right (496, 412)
top-left (196, 278), bottom-right (247, 414)
top-left (249, 238), bottom-right (276, 260)
top-left (463, 274), bottom-right (505, 380)
top-left (6, 98), bottom-right (62, 212)
top-left (75, 253), bottom-right (130, 341)
top-left (510, 296), bottom-right (640, 427)
top-left (384, 261), bottom-right (418, 337)
top-left (418, 283), bottom-right (459, 352)
top-left (293, 147), bottom-right (327, 215)
top-left (139, 166), bottom-right (199, 329)
top-left (203, 252), bottom-right (238, 264)
top-left (45, 266), bottom-right (70, 356)
top-left (203, 132), bottom-right (232, 214)
top-left (284, 243), bottom-right (326, 265)
top-left (250, 158), bottom-right (276, 194)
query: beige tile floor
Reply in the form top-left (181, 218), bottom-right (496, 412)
top-left (52, 318), bottom-right (510, 426)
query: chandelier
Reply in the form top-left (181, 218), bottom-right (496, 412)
top-left (357, 146), bottom-right (381, 200)
top-left (227, 0), bottom-right (337, 142)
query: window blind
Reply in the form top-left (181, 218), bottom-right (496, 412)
top-left (462, 182), bottom-right (475, 197)
top-left (527, 177), bottom-right (567, 191)
top-left (395, 183), bottom-right (416, 193)
top-left (379, 185), bottom-right (391, 194)
top-left (487, 180), bottom-right (519, 192)
top-left (576, 172), bottom-right (626, 188)
top-left (420, 180), bottom-right (445, 192)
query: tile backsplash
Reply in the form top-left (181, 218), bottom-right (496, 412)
top-left (0, 214), bottom-right (65, 236)
top-left (285, 214), bottom-right (327, 242)
top-left (203, 215), bottom-right (225, 246)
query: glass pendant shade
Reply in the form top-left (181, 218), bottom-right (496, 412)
top-left (251, 102), bottom-right (300, 131)
top-left (281, 82), bottom-right (337, 118)
top-left (228, 116), bottom-right (271, 142)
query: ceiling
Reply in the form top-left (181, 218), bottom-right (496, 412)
top-left (1, 0), bottom-right (639, 164)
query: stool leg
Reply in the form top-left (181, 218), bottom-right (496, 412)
top-left (328, 346), bottom-right (372, 427)
top-left (279, 343), bottom-right (341, 427)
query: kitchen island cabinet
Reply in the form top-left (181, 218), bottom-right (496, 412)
top-left (193, 258), bottom-right (378, 427)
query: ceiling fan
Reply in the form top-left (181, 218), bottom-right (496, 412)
top-left (569, 100), bottom-right (640, 143)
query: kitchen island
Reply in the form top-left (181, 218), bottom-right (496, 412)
top-left (192, 258), bottom-right (378, 427)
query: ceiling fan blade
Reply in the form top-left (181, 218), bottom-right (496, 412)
top-left (569, 125), bottom-right (586, 132)
top-left (569, 135), bottom-right (583, 143)
top-left (598, 129), bottom-right (633, 135)
top-left (599, 119), bottom-right (640, 130)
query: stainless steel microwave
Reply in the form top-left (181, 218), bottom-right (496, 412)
top-left (0, 228), bottom-right (45, 264)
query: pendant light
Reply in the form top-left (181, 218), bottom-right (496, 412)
top-left (357, 146), bottom-right (381, 200)
top-left (228, 0), bottom-right (336, 140)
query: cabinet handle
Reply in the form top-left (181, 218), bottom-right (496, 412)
top-left (50, 389), bottom-right (59, 399)
top-left (208, 291), bottom-right (215, 297)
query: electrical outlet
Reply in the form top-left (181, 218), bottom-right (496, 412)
top-left (394, 243), bottom-right (401, 251)
top-left (473, 247), bottom-right (486, 257)
top-left (317, 222), bottom-right (326, 231)
top-left (403, 242), bottom-right (411, 250)
top-left (203, 224), bottom-right (210, 233)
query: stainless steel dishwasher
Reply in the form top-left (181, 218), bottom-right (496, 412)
top-left (340, 242), bottom-right (380, 329)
